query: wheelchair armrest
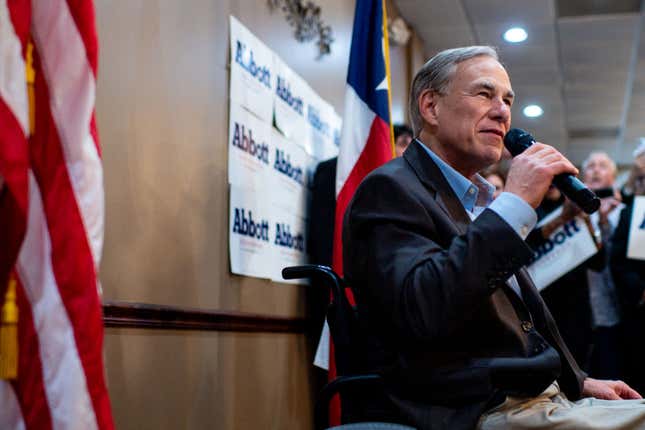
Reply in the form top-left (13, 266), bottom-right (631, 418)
top-left (282, 265), bottom-right (346, 306)
top-left (282, 264), bottom-right (335, 280)
top-left (315, 374), bottom-right (384, 430)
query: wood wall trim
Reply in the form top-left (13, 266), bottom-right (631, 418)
top-left (103, 301), bottom-right (307, 333)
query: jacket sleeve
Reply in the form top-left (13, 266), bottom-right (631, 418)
top-left (347, 173), bottom-right (535, 344)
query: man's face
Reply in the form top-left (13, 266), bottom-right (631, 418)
top-left (428, 56), bottom-right (513, 175)
top-left (583, 153), bottom-right (615, 189)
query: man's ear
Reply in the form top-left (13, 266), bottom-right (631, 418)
top-left (418, 89), bottom-right (440, 128)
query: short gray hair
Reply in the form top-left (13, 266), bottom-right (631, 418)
top-left (582, 151), bottom-right (617, 177)
top-left (409, 46), bottom-right (499, 135)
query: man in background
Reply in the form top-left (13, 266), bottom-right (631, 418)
top-left (582, 151), bottom-right (624, 380)
top-left (393, 124), bottom-right (413, 157)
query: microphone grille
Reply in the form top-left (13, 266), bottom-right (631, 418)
top-left (504, 128), bottom-right (535, 156)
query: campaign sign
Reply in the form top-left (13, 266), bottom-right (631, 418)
top-left (228, 103), bottom-right (272, 189)
top-left (300, 87), bottom-right (340, 160)
top-left (269, 208), bottom-right (308, 284)
top-left (315, 109), bottom-right (341, 161)
top-left (627, 196), bottom-right (645, 260)
top-left (268, 129), bottom-right (316, 217)
top-left (229, 16), bottom-right (274, 123)
top-left (527, 208), bottom-right (599, 290)
top-left (229, 185), bottom-right (274, 278)
top-left (273, 56), bottom-right (308, 141)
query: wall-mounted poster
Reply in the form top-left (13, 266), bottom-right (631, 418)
top-left (302, 86), bottom-right (340, 161)
top-left (228, 102), bottom-right (273, 190)
top-left (273, 56), bottom-right (309, 142)
top-left (229, 185), bottom-right (274, 279)
top-left (228, 15), bottom-right (341, 284)
top-left (269, 129), bottom-right (315, 217)
top-left (229, 16), bottom-right (274, 123)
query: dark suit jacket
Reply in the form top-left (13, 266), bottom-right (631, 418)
top-left (342, 140), bottom-right (586, 430)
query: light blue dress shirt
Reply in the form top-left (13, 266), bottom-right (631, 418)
top-left (419, 143), bottom-right (537, 297)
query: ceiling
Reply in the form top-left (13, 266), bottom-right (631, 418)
top-left (394, 0), bottom-right (645, 165)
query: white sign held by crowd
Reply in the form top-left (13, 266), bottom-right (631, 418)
top-left (627, 196), bottom-right (645, 260)
top-left (527, 208), bottom-right (599, 290)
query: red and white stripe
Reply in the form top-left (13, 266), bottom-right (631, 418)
top-left (0, 0), bottom-right (114, 428)
top-left (0, 0), bottom-right (29, 136)
top-left (0, 0), bottom-right (30, 290)
top-left (333, 86), bottom-right (391, 275)
top-left (31, 0), bottom-right (104, 266)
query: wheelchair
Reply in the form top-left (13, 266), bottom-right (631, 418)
top-left (282, 265), bottom-right (415, 430)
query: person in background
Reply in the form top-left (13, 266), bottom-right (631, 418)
top-left (620, 139), bottom-right (645, 200)
top-left (393, 124), bottom-right (413, 157)
top-left (582, 151), bottom-right (624, 380)
top-left (611, 145), bottom-right (645, 394)
top-left (482, 165), bottom-right (505, 200)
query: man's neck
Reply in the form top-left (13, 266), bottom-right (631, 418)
top-left (417, 132), bottom-right (479, 180)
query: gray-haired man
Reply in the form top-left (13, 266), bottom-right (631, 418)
top-left (583, 151), bottom-right (624, 379)
top-left (342, 46), bottom-right (645, 430)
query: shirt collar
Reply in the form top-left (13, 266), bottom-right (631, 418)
top-left (418, 140), bottom-right (495, 212)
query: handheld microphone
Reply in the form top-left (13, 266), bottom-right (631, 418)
top-left (503, 128), bottom-right (600, 214)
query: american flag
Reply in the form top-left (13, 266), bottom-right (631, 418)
top-left (0, 0), bottom-right (114, 428)
top-left (328, 0), bottom-right (394, 424)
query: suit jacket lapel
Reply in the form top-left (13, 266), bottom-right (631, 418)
top-left (403, 139), bottom-right (472, 235)
top-left (404, 140), bottom-right (542, 306)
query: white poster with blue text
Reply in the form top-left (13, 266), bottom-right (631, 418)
top-left (229, 184), bottom-right (308, 284)
top-left (269, 129), bottom-right (317, 218)
top-left (229, 185), bottom-right (275, 279)
top-left (228, 102), bottom-right (273, 189)
top-left (228, 15), bottom-right (342, 283)
top-left (230, 16), bottom-right (274, 123)
top-left (302, 87), bottom-right (341, 161)
top-left (273, 56), bottom-right (309, 142)
top-left (627, 196), bottom-right (645, 260)
top-left (268, 207), bottom-right (308, 283)
top-left (526, 208), bottom-right (599, 290)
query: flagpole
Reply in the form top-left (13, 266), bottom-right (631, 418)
top-left (382, 0), bottom-right (396, 157)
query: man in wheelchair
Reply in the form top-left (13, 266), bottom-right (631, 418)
top-left (341, 46), bottom-right (645, 430)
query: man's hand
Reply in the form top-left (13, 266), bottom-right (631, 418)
top-left (561, 198), bottom-right (583, 222)
top-left (540, 198), bottom-right (583, 239)
top-left (504, 143), bottom-right (579, 208)
top-left (582, 377), bottom-right (642, 400)
top-left (598, 197), bottom-right (620, 226)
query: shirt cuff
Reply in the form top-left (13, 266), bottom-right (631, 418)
top-left (488, 192), bottom-right (538, 240)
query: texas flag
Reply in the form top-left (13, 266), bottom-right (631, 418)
top-left (327, 0), bottom-right (394, 424)
top-left (334, 0), bottom-right (393, 277)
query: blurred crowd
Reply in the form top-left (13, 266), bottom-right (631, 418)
top-left (485, 143), bottom-right (645, 394)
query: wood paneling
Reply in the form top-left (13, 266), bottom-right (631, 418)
top-left (94, 1), bottom-right (422, 428)
top-left (103, 301), bottom-right (307, 333)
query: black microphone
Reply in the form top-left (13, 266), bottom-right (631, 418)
top-left (503, 128), bottom-right (600, 214)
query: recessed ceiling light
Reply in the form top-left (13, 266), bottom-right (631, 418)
top-left (503, 27), bottom-right (528, 43)
top-left (523, 104), bottom-right (543, 118)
